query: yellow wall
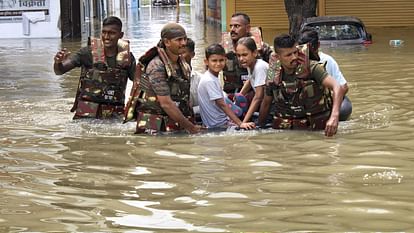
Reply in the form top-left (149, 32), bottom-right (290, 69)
top-left (226, 0), bottom-right (414, 29)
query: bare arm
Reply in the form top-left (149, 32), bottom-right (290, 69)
top-left (215, 98), bottom-right (255, 129)
top-left (239, 79), bottom-right (251, 96)
top-left (157, 95), bottom-right (201, 134)
top-left (243, 85), bottom-right (264, 123)
top-left (341, 83), bottom-right (349, 95)
top-left (322, 75), bottom-right (345, 137)
top-left (258, 94), bottom-right (272, 127)
top-left (53, 48), bottom-right (75, 75)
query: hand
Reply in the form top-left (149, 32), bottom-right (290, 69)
top-left (239, 122), bottom-right (256, 130)
top-left (54, 48), bottom-right (71, 64)
top-left (324, 116), bottom-right (339, 137)
top-left (187, 124), bottom-right (204, 134)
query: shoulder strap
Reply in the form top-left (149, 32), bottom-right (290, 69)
top-left (295, 43), bottom-right (310, 79)
top-left (266, 52), bottom-right (282, 86)
top-left (116, 39), bottom-right (131, 68)
top-left (89, 37), bottom-right (105, 64)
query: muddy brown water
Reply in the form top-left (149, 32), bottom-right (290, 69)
top-left (1, 6), bottom-right (414, 232)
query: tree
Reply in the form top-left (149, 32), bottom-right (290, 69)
top-left (284, 0), bottom-right (317, 37)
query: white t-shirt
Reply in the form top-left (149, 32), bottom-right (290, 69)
top-left (197, 70), bottom-right (228, 128)
top-left (319, 51), bottom-right (347, 86)
top-left (190, 70), bottom-right (202, 107)
top-left (247, 59), bottom-right (268, 92)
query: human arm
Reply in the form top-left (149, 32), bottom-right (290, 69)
top-left (322, 75), bottom-right (345, 137)
top-left (258, 93), bottom-right (273, 127)
top-left (127, 53), bottom-right (137, 81)
top-left (243, 85), bottom-right (264, 123)
top-left (215, 98), bottom-right (255, 129)
top-left (341, 83), bottom-right (349, 95)
top-left (322, 52), bottom-right (349, 95)
top-left (53, 48), bottom-right (76, 75)
top-left (147, 58), bottom-right (200, 134)
top-left (243, 60), bottom-right (268, 122)
top-left (157, 95), bottom-right (201, 134)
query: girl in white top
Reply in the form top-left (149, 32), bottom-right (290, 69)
top-left (235, 37), bottom-right (269, 123)
top-left (198, 43), bottom-right (255, 130)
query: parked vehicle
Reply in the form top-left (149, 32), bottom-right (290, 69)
top-left (301, 16), bottom-right (372, 45)
top-left (152, 0), bottom-right (177, 7)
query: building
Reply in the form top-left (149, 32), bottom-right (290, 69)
top-left (0, 0), bottom-right (60, 38)
top-left (221, 0), bottom-right (414, 31)
top-left (0, 0), bottom-right (131, 39)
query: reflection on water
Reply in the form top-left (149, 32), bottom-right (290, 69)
top-left (1, 6), bottom-right (414, 232)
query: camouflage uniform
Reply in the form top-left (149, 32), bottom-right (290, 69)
top-left (69, 38), bottom-right (136, 119)
top-left (265, 45), bottom-right (333, 130)
top-left (124, 46), bottom-right (192, 134)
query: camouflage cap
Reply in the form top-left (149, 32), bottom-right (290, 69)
top-left (161, 22), bottom-right (186, 40)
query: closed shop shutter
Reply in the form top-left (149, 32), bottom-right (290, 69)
top-left (235, 0), bottom-right (289, 29)
top-left (325, 0), bottom-right (414, 27)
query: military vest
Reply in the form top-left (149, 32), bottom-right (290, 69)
top-left (139, 46), bottom-right (191, 115)
top-left (123, 46), bottom-right (192, 134)
top-left (72, 37), bottom-right (131, 118)
top-left (266, 44), bottom-right (332, 130)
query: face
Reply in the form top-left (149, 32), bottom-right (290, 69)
top-left (204, 54), bottom-right (226, 75)
top-left (164, 36), bottom-right (188, 56)
top-left (101, 24), bottom-right (123, 49)
top-left (276, 45), bottom-right (299, 71)
top-left (229, 15), bottom-right (250, 42)
top-left (181, 47), bottom-right (195, 64)
top-left (236, 44), bottom-right (257, 69)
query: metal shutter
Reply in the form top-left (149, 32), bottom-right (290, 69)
top-left (325, 0), bottom-right (414, 27)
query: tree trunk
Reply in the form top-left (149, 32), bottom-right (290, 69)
top-left (284, 0), bottom-right (317, 37)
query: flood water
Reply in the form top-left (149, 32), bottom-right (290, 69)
top-left (1, 5), bottom-right (414, 232)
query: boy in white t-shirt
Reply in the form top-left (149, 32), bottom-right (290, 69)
top-left (197, 44), bottom-right (256, 129)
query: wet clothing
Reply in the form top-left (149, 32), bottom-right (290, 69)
top-left (190, 70), bottom-right (202, 107)
top-left (319, 51), bottom-right (352, 120)
top-left (198, 70), bottom-right (229, 128)
top-left (319, 51), bottom-right (346, 85)
top-left (69, 39), bottom-right (136, 119)
top-left (130, 46), bottom-right (193, 134)
top-left (265, 61), bottom-right (333, 130)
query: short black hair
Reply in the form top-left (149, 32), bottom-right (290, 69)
top-left (186, 37), bottom-right (195, 53)
top-left (231, 12), bottom-right (250, 24)
top-left (298, 26), bottom-right (319, 50)
top-left (103, 16), bottom-right (122, 31)
top-left (273, 34), bottom-right (296, 53)
top-left (205, 43), bottom-right (225, 59)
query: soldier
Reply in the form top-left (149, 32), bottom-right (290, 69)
top-left (53, 16), bottom-right (136, 120)
top-left (298, 26), bottom-right (352, 121)
top-left (258, 34), bottom-right (344, 137)
top-left (124, 22), bottom-right (201, 134)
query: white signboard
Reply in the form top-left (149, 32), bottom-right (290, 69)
top-left (0, 0), bottom-right (49, 19)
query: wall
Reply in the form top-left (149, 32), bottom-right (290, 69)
top-left (323, 0), bottom-right (414, 27)
top-left (0, 0), bottom-right (60, 39)
top-left (225, 0), bottom-right (414, 30)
